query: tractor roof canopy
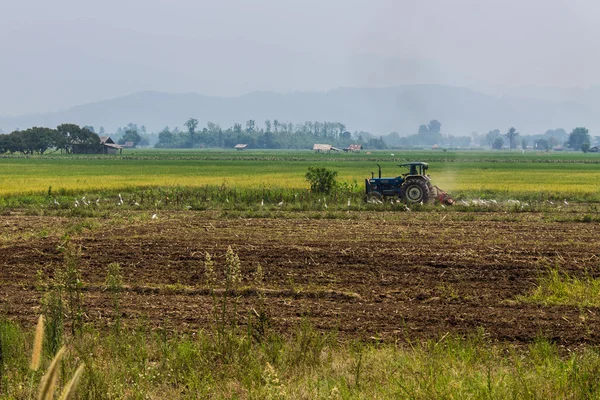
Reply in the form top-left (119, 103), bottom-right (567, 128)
top-left (398, 162), bottom-right (429, 168)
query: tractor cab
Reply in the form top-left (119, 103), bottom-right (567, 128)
top-left (398, 162), bottom-right (429, 178)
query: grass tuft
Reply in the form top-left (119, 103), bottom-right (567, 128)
top-left (521, 267), bottom-right (600, 307)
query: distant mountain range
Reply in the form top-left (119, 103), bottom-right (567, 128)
top-left (1, 85), bottom-right (599, 135)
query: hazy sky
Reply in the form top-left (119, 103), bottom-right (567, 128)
top-left (1, 0), bottom-right (598, 115)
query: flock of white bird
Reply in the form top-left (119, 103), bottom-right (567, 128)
top-left (364, 197), bottom-right (571, 210)
top-left (52, 194), bottom-right (571, 214)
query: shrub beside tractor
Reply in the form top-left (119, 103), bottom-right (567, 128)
top-left (365, 162), bottom-right (454, 205)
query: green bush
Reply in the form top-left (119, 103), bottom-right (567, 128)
top-left (305, 167), bottom-right (338, 194)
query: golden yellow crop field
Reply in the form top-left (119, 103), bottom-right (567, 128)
top-left (0, 151), bottom-right (599, 200)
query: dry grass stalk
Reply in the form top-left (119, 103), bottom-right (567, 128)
top-left (204, 252), bottom-right (216, 287)
top-left (58, 364), bottom-right (85, 400)
top-left (37, 346), bottom-right (66, 400)
top-left (30, 315), bottom-right (45, 371)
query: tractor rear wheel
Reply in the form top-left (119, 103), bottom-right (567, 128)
top-left (400, 179), bottom-right (430, 203)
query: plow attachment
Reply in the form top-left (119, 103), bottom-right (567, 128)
top-left (433, 186), bottom-right (455, 205)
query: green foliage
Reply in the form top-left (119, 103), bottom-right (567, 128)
top-left (535, 138), bottom-right (551, 151)
top-left (0, 318), bottom-right (26, 392)
top-left (38, 269), bottom-right (64, 357)
top-left (581, 142), bottom-right (591, 153)
top-left (521, 267), bottom-right (600, 307)
top-left (2, 318), bottom-right (600, 398)
top-left (0, 123), bottom-right (102, 155)
top-left (155, 119), bottom-right (353, 149)
top-left (36, 240), bottom-right (86, 355)
top-left (105, 263), bottom-right (124, 332)
top-left (305, 167), bottom-right (338, 194)
top-left (485, 129), bottom-right (501, 148)
top-left (568, 127), bottom-right (591, 150)
top-left (505, 127), bottom-right (519, 150)
top-left (492, 137), bottom-right (504, 150)
top-left (118, 129), bottom-right (142, 146)
top-left (62, 243), bottom-right (85, 336)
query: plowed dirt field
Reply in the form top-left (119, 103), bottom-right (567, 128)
top-left (2, 211), bottom-right (599, 345)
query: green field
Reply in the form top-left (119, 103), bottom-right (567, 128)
top-left (1, 149), bottom-right (599, 201)
top-left (3, 149), bottom-right (600, 399)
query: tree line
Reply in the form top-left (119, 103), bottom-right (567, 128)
top-left (1, 119), bottom-right (597, 154)
top-left (0, 124), bottom-right (101, 154)
top-left (154, 118), bottom-right (388, 149)
top-left (484, 127), bottom-right (595, 152)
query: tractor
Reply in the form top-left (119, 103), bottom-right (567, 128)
top-left (365, 162), bottom-right (454, 205)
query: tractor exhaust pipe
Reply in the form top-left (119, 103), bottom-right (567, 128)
top-left (376, 164), bottom-right (381, 178)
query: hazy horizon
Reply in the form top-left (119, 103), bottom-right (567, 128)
top-left (2, 0), bottom-right (599, 116)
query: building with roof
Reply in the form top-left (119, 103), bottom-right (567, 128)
top-left (313, 144), bottom-right (341, 153)
top-left (345, 144), bottom-right (363, 153)
top-left (100, 136), bottom-right (123, 154)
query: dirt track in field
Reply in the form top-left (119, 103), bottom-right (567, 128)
top-left (1, 211), bottom-right (600, 345)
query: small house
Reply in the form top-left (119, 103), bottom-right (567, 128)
top-left (235, 144), bottom-right (248, 150)
top-left (99, 136), bottom-right (123, 154)
top-left (313, 144), bottom-right (340, 153)
top-left (345, 144), bottom-right (363, 153)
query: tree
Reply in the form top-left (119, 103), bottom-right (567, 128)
top-left (545, 128), bottom-right (568, 141)
top-left (20, 127), bottom-right (56, 154)
top-left (535, 138), bottom-right (550, 151)
top-left (56, 124), bottom-right (100, 153)
top-left (567, 127), bottom-right (590, 150)
top-left (505, 127), bottom-right (519, 150)
top-left (427, 120), bottom-right (441, 135)
top-left (184, 118), bottom-right (199, 144)
top-left (245, 120), bottom-right (256, 133)
top-left (119, 129), bottom-right (142, 146)
top-left (0, 134), bottom-right (9, 153)
top-left (56, 123), bottom-right (79, 153)
top-left (581, 142), bottom-right (591, 153)
top-left (485, 129), bottom-right (501, 149)
top-left (492, 137), bottom-right (504, 150)
top-left (155, 126), bottom-right (173, 148)
top-left (521, 139), bottom-right (528, 150)
top-left (367, 136), bottom-right (388, 149)
top-left (415, 120), bottom-right (442, 145)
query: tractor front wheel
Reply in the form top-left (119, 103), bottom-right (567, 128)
top-left (400, 179), bottom-right (430, 204)
top-left (365, 191), bottom-right (383, 203)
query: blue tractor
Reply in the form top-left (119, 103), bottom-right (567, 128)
top-left (365, 162), bottom-right (454, 204)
